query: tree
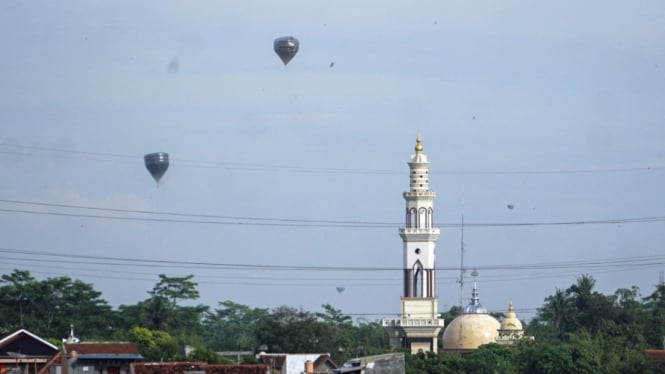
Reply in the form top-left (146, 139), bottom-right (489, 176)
top-left (643, 283), bottom-right (665, 349)
top-left (202, 300), bottom-right (268, 351)
top-left (405, 351), bottom-right (466, 374)
top-left (1, 271), bottom-right (115, 340)
top-left (0, 269), bottom-right (36, 328)
top-left (464, 343), bottom-right (516, 373)
top-left (533, 288), bottom-right (573, 341)
top-left (119, 274), bottom-right (207, 340)
top-left (255, 306), bottom-right (337, 354)
top-left (316, 304), bottom-right (354, 361)
top-left (149, 274), bottom-right (200, 308)
top-left (128, 326), bottom-right (178, 362)
top-left (565, 274), bottom-right (615, 334)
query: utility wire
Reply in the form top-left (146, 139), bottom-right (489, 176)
top-left (2, 143), bottom-right (663, 176)
top-left (0, 199), bottom-right (392, 226)
top-left (1, 246), bottom-right (663, 273)
top-left (1, 199), bottom-right (664, 228)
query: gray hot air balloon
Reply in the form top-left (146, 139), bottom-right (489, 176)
top-left (274, 36), bottom-right (299, 66)
top-left (144, 152), bottom-right (169, 183)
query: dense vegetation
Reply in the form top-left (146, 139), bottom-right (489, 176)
top-left (1, 270), bottom-right (664, 372)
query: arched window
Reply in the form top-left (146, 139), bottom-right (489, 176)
top-left (413, 261), bottom-right (423, 297)
top-left (409, 208), bottom-right (417, 228)
top-left (428, 207), bottom-right (433, 228)
top-left (418, 208), bottom-right (427, 228)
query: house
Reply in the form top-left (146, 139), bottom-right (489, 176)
top-left (59, 341), bottom-right (143, 374)
top-left (334, 353), bottom-right (405, 374)
top-left (34, 327), bottom-right (144, 374)
top-left (256, 353), bottom-right (338, 374)
top-left (130, 361), bottom-right (267, 374)
top-left (0, 328), bottom-right (59, 373)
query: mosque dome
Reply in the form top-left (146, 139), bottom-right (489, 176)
top-left (442, 282), bottom-right (500, 350)
top-left (499, 302), bottom-right (523, 332)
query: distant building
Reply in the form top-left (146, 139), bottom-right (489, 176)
top-left (335, 352), bottom-right (405, 374)
top-left (216, 350), bottom-right (254, 364)
top-left (256, 352), bottom-right (338, 374)
top-left (382, 136), bottom-right (444, 354)
top-left (58, 326), bottom-right (143, 374)
top-left (0, 328), bottom-right (59, 373)
top-left (130, 361), bottom-right (267, 374)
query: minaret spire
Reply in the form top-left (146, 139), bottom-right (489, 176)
top-left (383, 134), bottom-right (444, 354)
top-left (415, 134), bottom-right (423, 152)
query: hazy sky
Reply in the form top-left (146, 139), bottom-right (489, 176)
top-left (1, 1), bottom-right (664, 322)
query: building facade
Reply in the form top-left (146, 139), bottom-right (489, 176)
top-left (383, 136), bottom-right (444, 354)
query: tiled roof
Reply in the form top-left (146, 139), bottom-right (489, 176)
top-left (646, 349), bottom-right (665, 364)
top-left (131, 362), bottom-right (267, 374)
top-left (64, 342), bottom-right (139, 355)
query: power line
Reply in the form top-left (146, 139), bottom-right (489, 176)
top-left (2, 198), bottom-right (665, 228)
top-left (2, 246), bottom-right (663, 274)
top-left (2, 143), bottom-right (663, 176)
top-left (0, 199), bottom-right (392, 226)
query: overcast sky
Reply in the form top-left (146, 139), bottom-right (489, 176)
top-left (1, 1), bottom-right (664, 323)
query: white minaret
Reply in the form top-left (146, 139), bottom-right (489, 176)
top-left (383, 135), bottom-right (445, 354)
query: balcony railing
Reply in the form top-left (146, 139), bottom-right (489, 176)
top-left (382, 318), bottom-right (444, 327)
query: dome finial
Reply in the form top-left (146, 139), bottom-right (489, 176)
top-left (463, 280), bottom-right (487, 314)
top-left (415, 134), bottom-right (423, 152)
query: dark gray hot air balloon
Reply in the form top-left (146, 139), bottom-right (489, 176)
top-left (144, 152), bottom-right (169, 183)
top-left (274, 36), bottom-right (299, 66)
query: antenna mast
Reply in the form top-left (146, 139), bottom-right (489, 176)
top-left (458, 213), bottom-right (466, 308)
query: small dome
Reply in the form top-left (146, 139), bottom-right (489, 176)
top-left (499, 302), bottom-right (523, 331)
top-left (442, 314), bottom-right (500, 350)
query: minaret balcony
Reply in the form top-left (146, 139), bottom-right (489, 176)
top-left (403, 191), bottom-right (436, 199)
top-left (399, 228), bottom-right (440, 241)
top-left (382, 317), bottom-right (445, 328)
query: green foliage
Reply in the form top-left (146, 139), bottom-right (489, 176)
top-left (255, 306), bottom-right (332, 353)
top-left (405, 351), bottom-right (467, 374)
top-left (118, 274), bottom-right (208, 342)
top-left (0, 269), bottom-right (116, 340)
top-left (186, 346), bottom-right (230, 364)
top-left (149, 274), bottom-right (200, 307)
top-left (643, 284), bottom-right (665, 348)
top-left (128, 326), bottom-right (178, 361)
top-left (464, 344), bottom-right (516, 373)
top-left (3, 268), bottom-right (665, 373)
top-left (440, 305), bottom-right (462, 324)
top-left (202, 300), bottom-right (269, 351)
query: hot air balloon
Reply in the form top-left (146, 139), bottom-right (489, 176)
top-left (144, 152), bottom-right (169, 183)
top-left (274, 36), bottom-right (299, 66)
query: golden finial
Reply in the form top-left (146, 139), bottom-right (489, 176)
top-left (508, 301), bottom-right (514, 313)
top-left (415, 134), bottom-right (423, 152)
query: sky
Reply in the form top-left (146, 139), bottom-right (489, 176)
top-left (1, 1), bottom-right (664, 324)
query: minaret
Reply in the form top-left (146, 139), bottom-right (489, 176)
top-left (383, 135), bottom-right (445, 354)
